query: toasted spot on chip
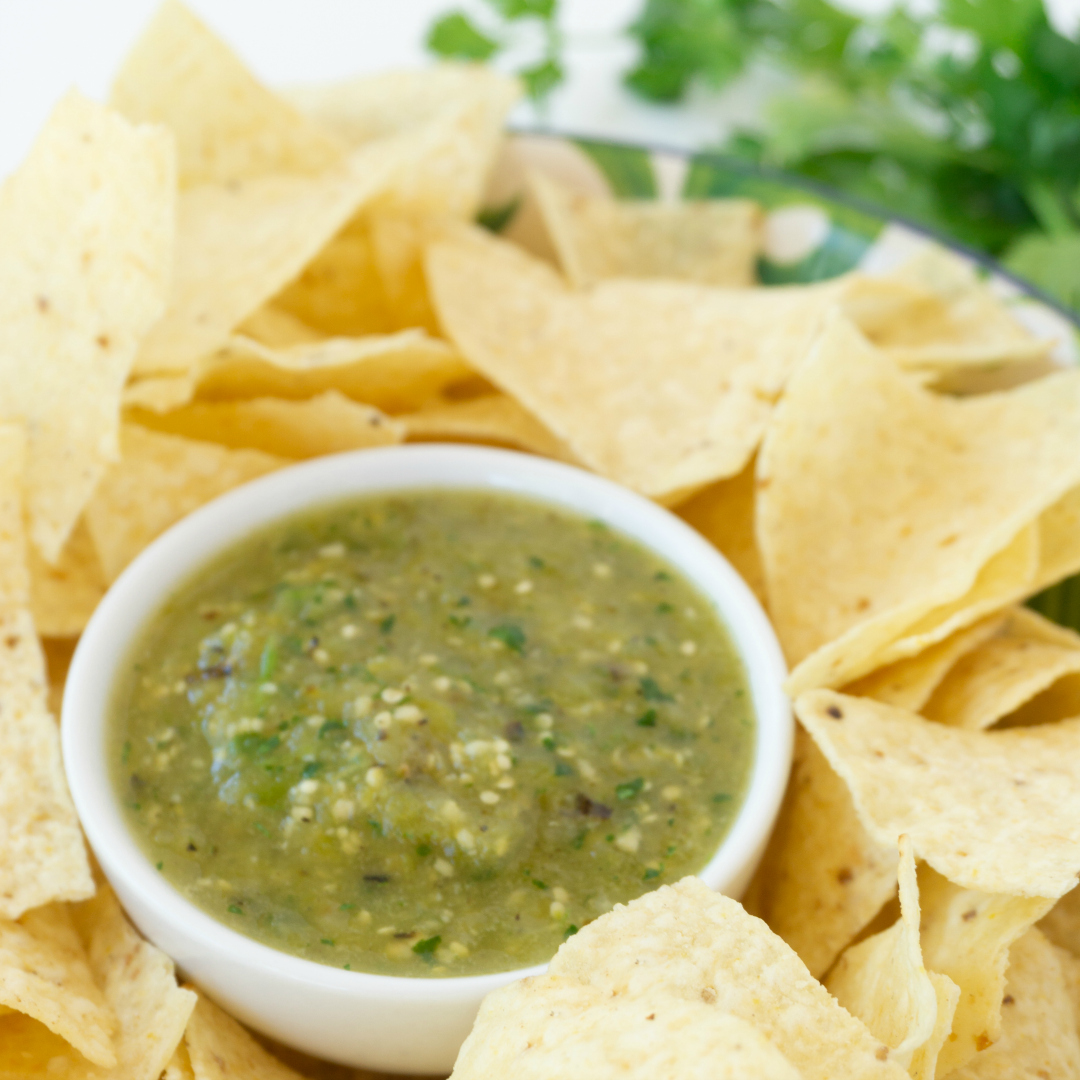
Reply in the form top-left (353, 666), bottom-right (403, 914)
top-left (0, 91), bottom-right (174, 561)
top-left (945, 929), bottom-right (1080, 1080)
top-left (797, 689), bottom-right (1080, 897)
top-left (0, 904), bottom-right (116, 1067)
top-left (110, 0), bottom-right (345, 187)
top-left (85, 425), bottom-right (287, 582)
top-left (428, 235), bottom-right (842, 499)
top-left (185, 993), bottom-right (308, 1080)
top-left (451, 974), bottom-right (801, 1080)
top-left (826, 837), bottom-right (955, 1078)
top-left (549, 877), bottom-right (908, 1080)
top-left (531, 172), bottom-right (764, 289)
top-left (127, 392), bottom-right (403, 460)
top-left (758, 314), bottom-right (1080, 692)
top-left (744, 728), bottom-right (897, 978)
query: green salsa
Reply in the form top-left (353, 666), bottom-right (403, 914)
top-left (112, 490), bottom-right (755, 976)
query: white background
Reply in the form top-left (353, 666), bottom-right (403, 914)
top-left (1, 0), bottom-right (1079, 181)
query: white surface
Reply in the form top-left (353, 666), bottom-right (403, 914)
top-left (63, 443), bottom-right (792, 1074)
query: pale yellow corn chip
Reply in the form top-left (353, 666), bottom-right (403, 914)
top-left (451, 974), bottom-right (801, 1080)
top-left (85, 425), bottom-right (287, 582)
top-left (0, 91), bottom-right (174, 561)
top-left (677, 461), bottom-right (766, 606)
top-left (797, 689), bottom-right (1080, 896)
top-left (0, 1011), bottom-right (82, 1078)
top-left (402, 393), bottom-right (575, 462)
top-left (288, 65), bottom-right (520, 219)
top-left (194, 331), bottom-right (470, 413)
top-left (75, 887), bottom-right (196, 1080)
top-left (0, 425), bottom-right (92, 918)
top-left (28, 522), bottom-right (107, 639)
top-left (826, 837), bottom-right (949, 1076)
top-left (918, 865), bottom-right (1052, 1076)
top-left (133, 139), bottom-right (403, 377)
top-left (923, 607), bottom-right (1080, 729)
top-left (185, 994), bottom-right (308, 1080)
top-left (122, 375), bottom-right (199, 415)
top-left (946, 929), bottom-right (1080, 1080)
top-left (0, 904), bottom-right (115, 1067)
top-left (163, 1043), bottom-right (195, 1080)
top-left (235, 305), bottom-right (323, 348)
top-left (747, 727), bottom-right (897, 978)
top-left (758, 314), bottom-right (1080, 692)
top-left (1041, 886), bottom-right (1080, 958)
top-left (1031, 483), bottom-right (1080, 595)
top-left (110, 1), bottom-right (344, 187)
top-left (128, 392), bottom-right (403, 459)
top-left (842, 615), bottom-right (1006, 712)
top-left (1058, 945), bottom-right (1080, 1031)
top-left (549, 877), bottom-right (908, 1079)
top-left (428, 236), bottom-right (842, 499)
top-left (531, 172), bottom-right (763, 288)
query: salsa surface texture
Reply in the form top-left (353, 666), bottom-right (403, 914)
top-left (113, 489), bottom-right (755, 976)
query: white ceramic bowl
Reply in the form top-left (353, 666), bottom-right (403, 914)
top-left (63, 444), bottom-right (791, 1075)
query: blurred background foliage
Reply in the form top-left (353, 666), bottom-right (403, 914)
top-left (427, 0), bottom-right (1080, 313)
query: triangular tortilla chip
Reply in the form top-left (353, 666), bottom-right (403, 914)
top-left (452, 974), bottom-right (801, 1080)
top-left (531, 172), bottom-right (763, 288)
top-left (85, 425), bottom-right (287, 582)
top-left (110, 0), bottom-right (344, 186)
top-left (918, 866), bottom-right (1053, 1076)
top-left (826, 837), bottom-right (955, 1078)
top-left (428, 236), bottom-right (842, 499)
top-left (922, 607), bottom-right (1080, 729)
top-left (549, 877), bottom-right (908, 1080)
top-left (127, 392), bottom-right (403, 459)
top-left (758, 314), bottom-right (1080, 692)
top-left (796, 689), bottom-right (1080, 897)
top-left (746, 727), bottom-right (897, 978)
top-left (0, 425), bottom-right (92, 918)
top-left (1041, 886), bottom-right (1080, 958)
top-left (184, 994), bottom-right (308, 1080)
top-left (28, 522), bottom-right (107, 639)
top-left (0, 904), bottom-right (116, 1067)
top-left (0, 91), bottom-right (174, 561)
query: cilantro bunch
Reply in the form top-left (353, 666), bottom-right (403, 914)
top-left (428, 0), bottom-right (1080, 312)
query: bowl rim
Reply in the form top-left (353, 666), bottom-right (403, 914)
top-left (62, 442), bottom-right (791, 1000)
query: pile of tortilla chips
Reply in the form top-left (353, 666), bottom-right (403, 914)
top-left (3, 2), bottom-right (1080, 1078)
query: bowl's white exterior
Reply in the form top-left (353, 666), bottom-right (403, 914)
top-left (63, 444), bottom-right (791, 1075)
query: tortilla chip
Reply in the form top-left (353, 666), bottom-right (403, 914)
top-left (122, 375), bottom-right (199, 415)
top-left (843, 615), bottom-right (1006, 713)
top-left (1059, 945), bottom-right (1080, 1031)
top-left (85, 425), bottom-right (287, 582)
top-left (133, 139), bottom-right (403, 377)
top-left (0, 426), bottom-right (93, 918)
top-left (451, 974), bottom-right (801, 1080)
top-left (28, 522), bottom-right (107, 639)
top-left (757, 314), bottom-right (1080, 692)
top-left (880, 246), bottom-right (1051, 370)
top-left (1031, 483), bottom-right (1080, 595)
top-left (922, 607), bottom-right (1080, 729)
top-left (677, 461), bottom-right (766, 606)
top-left (194, 331), bottom-right (470, 413)
top-left (826, 837), bottom-right (953, 1078)
top-left (427, 236), bottom-right (842, 499)
top-left (0, 904), bottom-right (115, 1067)
top-left (75, 887), bottom-right (196, 1080)
top-left (235, 305), bottom-right (323, 348)
top-left (549, 877), bottom-right (908, 1079)
top-left (110, 1), bottom-right (344, 187)
top-left (185, 994), bottom-right (307, 1080)
top-left (288, 65), bottom-right (520, 219)
top-left (164, 1043), bottom-right (195, 1080)
top-left (42, 638), bottom-right (75, 723)
top-left (272, 219), bottom-right (393, 337)
top-left (1041, 886), bottom-right (1080, 958)
top-left (917, 866), bottom-right (1053, 1076)
top-left (531, 172), bottom-right (763, 288)
top-left (127, 392), bottom-right (403, 459)
top-left (945, 929), bottom-right (1080, 1079)
top-left (402, 393), bottom-right (575, 461)
top-left (797, 689), bottom-right (1080, 897)
top-left (0, 91), bottom-right (174, 561)
top-left (0, 1011), bottom-right (82, 1078)
top-left (747, 728), bottom-right (898, 978)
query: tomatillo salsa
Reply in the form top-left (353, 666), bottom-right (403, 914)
top-left (112, 490), bottom-right (755, 976)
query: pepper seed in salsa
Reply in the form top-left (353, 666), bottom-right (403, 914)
top-left (112, 489), bottom-right (755, 976)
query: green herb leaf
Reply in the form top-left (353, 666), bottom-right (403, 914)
top-left (426, 12), bottom-right (499, 60)
top-left (639, 676), bottom-right (673, 703)
top-left (554, 759), bottom-right (574, 777)
top-left (413, 935), bottom-right (442, 955)
top-left (476, 197), bottom-right (520, 234)
top-left (564, 924), bottom-right (579, 937)
top-left (318, 720), bottom-right (346, 739)
top-left (379, 614), bottom-right (396, 634)
top-left (635, 709), bottom-right (658, 727)
top-left (489, 623), bottom-right (526, 653)
top-left (520, 57), bottom-right (564, 100)
top-left (616, 777), bottom-right (645, 800)
top-left (301, 761), bottom-right (324, 778)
